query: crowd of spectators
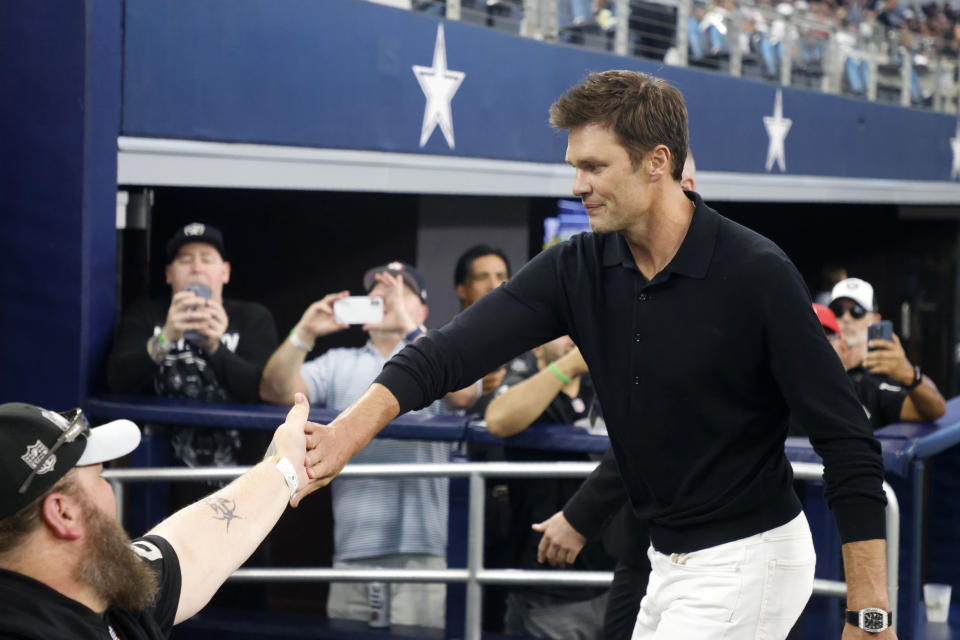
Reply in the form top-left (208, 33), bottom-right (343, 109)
top-left (405, 0), bottom-right (960, 106)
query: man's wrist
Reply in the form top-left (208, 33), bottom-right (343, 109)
top-left (404, 324), bottom-right (427, 342)
top-left (904, 364), bottom-right (922, 390)
top-left (289, 326), bottom-right (315, 352)
top-left (263, 455), bottom-right (299, 500)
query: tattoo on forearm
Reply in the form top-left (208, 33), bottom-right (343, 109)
top-left (203, 497), bottom-right (243, 532)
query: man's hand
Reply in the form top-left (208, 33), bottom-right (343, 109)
top-left (162, 290), bottom-right (212, 344)
top-left (295, 291), bottom-right (350, 345)
top-left (267, 392), bottom-right (312, 495)
top-left (366, 272), bottom-right (419, 335)
top-left (481, 368), bottom-right (506, 395)
top-left (196, 299), bottom-right (229, 354)
top-left (556, 346), bottom-right (588, 379)
top-left (532, 511), bottom-right (586, 568)
top-left (864, 334), bottom-right (914, 385)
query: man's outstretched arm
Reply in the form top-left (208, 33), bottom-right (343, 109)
top-left (148, 394), bottom-right (312, 624)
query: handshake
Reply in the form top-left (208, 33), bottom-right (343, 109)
top-left (267, 392), bottom-right (361, 507)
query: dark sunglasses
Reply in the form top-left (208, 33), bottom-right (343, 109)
top-left (828, 300), bottom-right (867, 320)
top-left (18, 408), bottom-right (90, 495)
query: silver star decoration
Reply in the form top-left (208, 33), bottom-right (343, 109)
top-left (763, 89), bottom-right (792, 173)
top-left (950, 120), bottom-right (960, 180)
top-left (412, 24), bottom-right (465, 149)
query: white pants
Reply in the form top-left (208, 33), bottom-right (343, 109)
top-left (327, 554), bottom-right (446, 628)
top-left (632, 512), bottom-right (816, 640)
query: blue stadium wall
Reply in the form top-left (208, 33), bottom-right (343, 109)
top-left (2, 0), bottom-right (960, 406)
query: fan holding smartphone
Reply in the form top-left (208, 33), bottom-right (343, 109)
top-left (259, 261), bottom-right (478, 629)
top-left (106, 222), bottom-right (279, 404)
top-left (827, 278), bottom-right (945, 428)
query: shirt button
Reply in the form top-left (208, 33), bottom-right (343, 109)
top-left (638, 293), bottom-right (648, 302)
top-left (634, 332), bottom-right (641, 343)
top-left (633, 376), bottom-right (640, 385)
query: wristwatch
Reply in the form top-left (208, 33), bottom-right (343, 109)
top-left (845, 608), bottom-right (893, 633)
top-left (904, 365), bottom-right (922, 390)
top-left (404, 324), bottom-right (427, 342)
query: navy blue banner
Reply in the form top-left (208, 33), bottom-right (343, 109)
top-left (123, 0), bottom-right (959, 181)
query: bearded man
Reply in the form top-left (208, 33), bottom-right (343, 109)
top-left (0, 396), bottom-right (312, 639)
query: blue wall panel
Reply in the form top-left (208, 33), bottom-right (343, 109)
top-left (122, 0), bottom-right (959, 181)
top-left (0, 0), bottom-right (121, 407)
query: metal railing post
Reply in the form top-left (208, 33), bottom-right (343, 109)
top-left (779, 23), bottom-right (793, 86)
top-left (615, 0), bottom-right (631, 57)
top-left (901, 47), bottom-right (912, 107)
top-left (674, 0), bottom-right (689, 67)
top-left (446, 0), bottom-right (460, 21)
top-left (866, 43), bottom-right (879, 101)
top-left (465, 471), bottom-right (486, 640)
top-left (728, 13), bottom-right (742, 77)
top-left (111, 480), bottom-right (124, 525)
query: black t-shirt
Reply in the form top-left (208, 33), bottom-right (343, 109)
top-left (0, 535), bottom-right (181, 640)
top-left (847, 366), bottom-right (907, 431)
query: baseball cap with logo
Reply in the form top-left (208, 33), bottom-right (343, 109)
top-left (363, 261), bottom-right (428, 303)
top-left (165, 222), bottom-right (226, 261)
top-left (0, 403), bottom-right (141, 519)
top-left (829, 277), bottom-right (875, 312)
top-left (812, 303), bottom-right (840, 335)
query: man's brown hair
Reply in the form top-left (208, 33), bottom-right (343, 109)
top-left (549, 70), bottom-right (689, 181)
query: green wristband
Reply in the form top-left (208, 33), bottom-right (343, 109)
top-left (548, 362), bottom-right (571, 384)
top-left (156, 332), bottom-right (166, 345)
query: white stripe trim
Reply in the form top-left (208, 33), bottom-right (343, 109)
top-left (117, 137), bottom-right (960, 204)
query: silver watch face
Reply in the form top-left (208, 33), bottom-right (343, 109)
top-left (861, 608), bottom-right (887, 632)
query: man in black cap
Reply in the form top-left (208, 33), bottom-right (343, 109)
top-left (107, 222), bottom-right (278, 404)
top-left (0, 395), bottom-right (312, 639)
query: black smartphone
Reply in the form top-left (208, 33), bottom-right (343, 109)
top-left (867, 320), bottom-right (892, 351)
top-left (184, 283), bottom-right (211, 344)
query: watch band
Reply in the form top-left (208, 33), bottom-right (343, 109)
top-left (264, 455), bottom-right (299, 500)
top-left (904, 365), bottom-right (922, 390)
top-left (404, 324), bottom-right (427, 343)
top-left (845, 608), bottom-right (892, 633)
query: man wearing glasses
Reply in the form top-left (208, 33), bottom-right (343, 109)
top-left (0, 396), bottom-right (311, 639)
top-left (828, 278), bottom-right (945, 427)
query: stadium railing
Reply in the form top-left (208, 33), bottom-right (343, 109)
top-left (104, 460), bottom-right (900, 640)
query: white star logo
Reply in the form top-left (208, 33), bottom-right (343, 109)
top-left (763, 89), bottom-right (792, 173)
top-left (950, 120), bottom-right (960, 180)
top-left (412, 24), bottom-right (465, 149)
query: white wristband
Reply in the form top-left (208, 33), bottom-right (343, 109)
top-left (289, 327), bottom-right (314, 352)
top-left (266, 456), bottom-right (299, 499)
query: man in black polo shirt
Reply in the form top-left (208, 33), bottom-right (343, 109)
top-left (0, 396), bottom-right (311, 639)
top-left (298, 71), bottom-right (894, 639)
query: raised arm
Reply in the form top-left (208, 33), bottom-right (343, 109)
top-left (148, 395), bottom-right (312, 624)
top-left (260, 292), bottom-right (349, 404)
top-left (864, 333), bottom-right (946, 423)
top-left (485, 347), bottom-right (588, 438)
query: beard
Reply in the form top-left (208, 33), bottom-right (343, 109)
top-left (74, 497), bottom-right (160, 611)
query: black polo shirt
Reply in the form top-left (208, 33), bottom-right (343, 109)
top-left (378, 192), bottom-right (886, 553)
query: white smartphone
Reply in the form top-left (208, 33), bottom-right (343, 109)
top-left (333, 296), bottom-right (384, 325)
